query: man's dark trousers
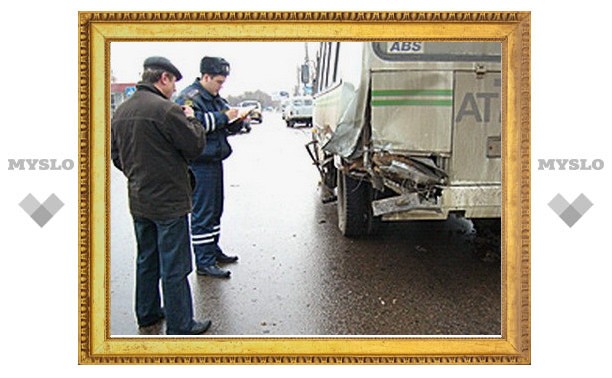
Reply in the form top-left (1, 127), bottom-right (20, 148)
top-left (190, 160), bottom-right (225, 268)
top-left (133, 214), bottom-right (195, 333)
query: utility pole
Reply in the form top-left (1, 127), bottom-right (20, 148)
top-left (300, 42), bottom-right (313, 96)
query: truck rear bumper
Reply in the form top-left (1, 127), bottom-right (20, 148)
top-left (377, 185), bottom-right (501, 221)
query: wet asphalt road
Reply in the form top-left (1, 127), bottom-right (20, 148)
top-left (110, 111), bottom-right (501, 336)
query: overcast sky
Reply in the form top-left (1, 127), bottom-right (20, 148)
top-left (111, 42), bottom-right (317, 97)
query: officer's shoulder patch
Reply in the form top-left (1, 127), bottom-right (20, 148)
top-left (184, 88), bottom-right (200, 99)
top-left (177, 87), bottom-right (200, 106)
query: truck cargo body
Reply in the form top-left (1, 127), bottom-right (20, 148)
top-left (307, 42), bottom-right (502, 236)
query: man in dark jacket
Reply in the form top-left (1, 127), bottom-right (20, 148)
top-left (176, 56), bottom-right (245, 278)
top-left (111, 56), bottom-right (211, 335)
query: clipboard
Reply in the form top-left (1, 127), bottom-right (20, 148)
top-left (228, 105), bottom-right (257, 124)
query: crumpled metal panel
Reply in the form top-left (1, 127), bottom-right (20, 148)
top-left (373, 154), bottom-right (448, 187)
top-left (319, 82), bottom-right (369, 159)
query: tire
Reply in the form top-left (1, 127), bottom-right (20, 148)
top-left (337, 171), bottom-right (374, 237)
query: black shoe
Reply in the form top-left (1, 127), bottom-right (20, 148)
top-left (167, 319), bottom-right (212, 335)
top-left (138, 309), bottom-right (165, 328)
top-left (216, 253), bottom-right (238, 264)
top-left (196, 264), bottom-right (231, 278)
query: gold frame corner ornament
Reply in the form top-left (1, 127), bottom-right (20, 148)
top-left (78, 11), bottom-right (530, 365)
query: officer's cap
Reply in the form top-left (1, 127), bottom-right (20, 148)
top-left (143, 56), bottom-right (183, 81)
top-left (200, 56), bottom-right (230, 76)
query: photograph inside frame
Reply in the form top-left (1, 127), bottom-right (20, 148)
top-left (109, 40), bottom-right (502, 337)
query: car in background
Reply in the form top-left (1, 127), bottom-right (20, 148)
top-left (280, 99), bottom-right (290, 120)
top-left (283, 96), bottom-right (313, 127)
top-left (238, 100), bottom-right (263, 123)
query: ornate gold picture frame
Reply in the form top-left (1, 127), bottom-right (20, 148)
top-left (78, 11), bottom-right (530, 364)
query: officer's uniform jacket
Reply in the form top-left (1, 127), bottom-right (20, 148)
top-left (176, 79), bottom-right (243, 163)
top-left (111, 82), bottom-right (206, 220)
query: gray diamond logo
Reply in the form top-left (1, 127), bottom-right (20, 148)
top-left (548, 193), bottom-right (593, 227)
top-left (19, 193), bottom-right (64, 227)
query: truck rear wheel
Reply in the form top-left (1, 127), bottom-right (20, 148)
top-left (337, 171), bottom-right (374, 237)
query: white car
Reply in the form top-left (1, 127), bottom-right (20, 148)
top-left (283, 96), bottom-right (313, 127)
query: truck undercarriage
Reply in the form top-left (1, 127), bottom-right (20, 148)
top-left (307, 139), bottom-right (458, 237)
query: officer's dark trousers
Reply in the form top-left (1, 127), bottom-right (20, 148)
top-left (190, 160), bottom-right (225, 268)
top-left (132, 214), bottom-right (195, 333)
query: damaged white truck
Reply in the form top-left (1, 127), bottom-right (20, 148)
top-left (306, 42), bottom-right (502, 237)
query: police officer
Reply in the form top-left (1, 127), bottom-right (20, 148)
top-left (176, 56), bottom-right (245, 278)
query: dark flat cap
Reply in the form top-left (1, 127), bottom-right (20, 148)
top-left (200, 56), bottom-right (230, 76)
top-left (143, 56), bottom-right (183, 81)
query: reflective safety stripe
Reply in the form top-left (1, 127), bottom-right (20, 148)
top-left (192, 224), bottom-right (221, 243)
top-left (192, 238), bottom-right (215, 245)
top-left (203, 113), bottom-right (210, 132)
top-left (192, 230), bottom-right (220, 239)
top-left (203, 112), bottom-right (217, 133)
